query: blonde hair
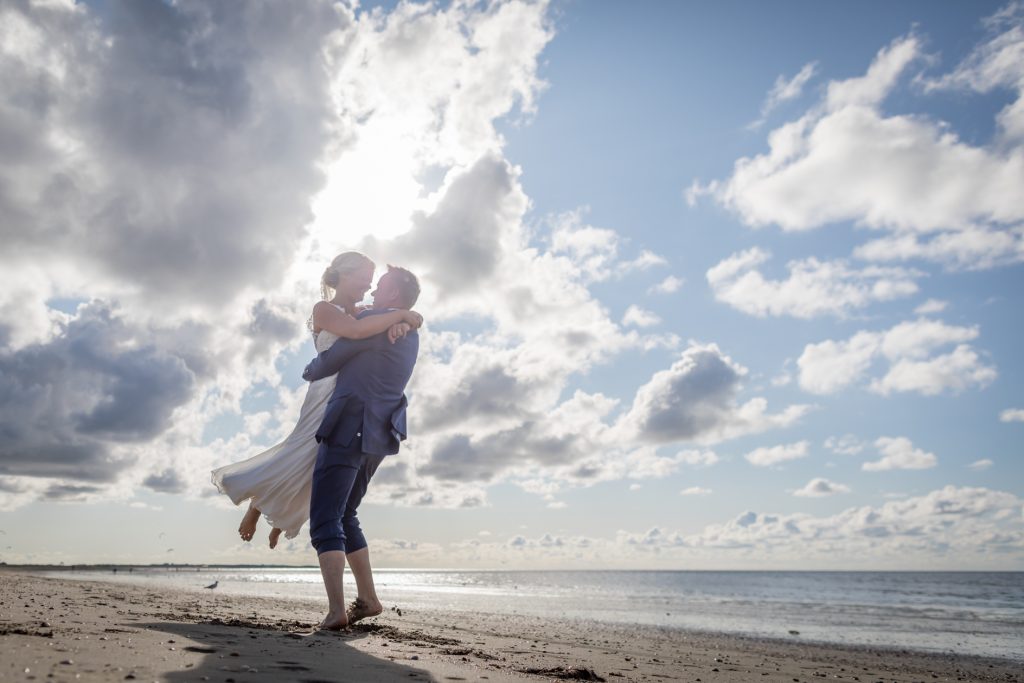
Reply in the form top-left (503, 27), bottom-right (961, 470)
top-left (320, 252), bottom-right (374, 301)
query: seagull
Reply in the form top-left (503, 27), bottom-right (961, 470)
top-left (166, 548), bottom-right (174, 553)
top-left (204, 580), bottom-right (219, 590)
top-left (158, 532), bottom-right (166, 539)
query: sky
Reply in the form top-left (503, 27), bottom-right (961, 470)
top-left (0, 0), bottom-right (1022, 570)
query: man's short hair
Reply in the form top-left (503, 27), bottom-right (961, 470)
top-left (388, 265), bottom-right (420, 308)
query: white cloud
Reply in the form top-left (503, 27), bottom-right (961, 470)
top-left (824, 434), bottom-right (865, 455)
top-left (854, 227), bottom-right (1024, 272)
top-left (914, 298), bottom-right (948, 315)
top-left (793, 477), bottom-right (850, 497)
top-left (681, 487), bottom-right (712, 496)
top-left (969, 459), bottom-right (994, 470)
top-left (863, 436), bottom-right (937, 471)
top-left (622, 305), bottom-right (661, 328)
top-left (827, 37), bottom-right (921, 110)
top-left (548, 210), bottom-right (623, 283)
top-left (648, 275), bottom-right (684, 294)
top-left (639, 485), bottom-right (1023, 568)
top-left (618, 343), bottom-right (811, 447)
top-left (691, 14), bottom-right (1024, 272)
top-left (619, 250), bottom-right (668, 273)
top-left (546, 210), bottom-right (667, 284)
top-left (413, 486), bottom-right (1024, 569)
top-left (922, 2), bottom-right (1024, 142)
top-left (706, 248), bottom-right (919, 318)
top-left (675, 449), bottom-right (721, 468)
top-left (1000, 408), bottom-right (1024, 422)
top-left (798, 330), bottom-right (880, 394)
top-left (869, 344), bottom-right (998, 395)
top-left (798, 318), bottom-right (995, 395)
top-left (750, 61), bottom-right (818, 128)
top-left (745, 440), bottom-right (810, 467)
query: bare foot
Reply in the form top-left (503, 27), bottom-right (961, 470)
top-left (268, 527), bottom-right (282, 549)
top-left (238, 506), bottom-right (260, 542)
top-left (346, 597), bottom-right (383, 625)
top-left (319, 610), bottom-right (348, 631)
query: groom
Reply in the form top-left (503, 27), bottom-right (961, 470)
top-left (302, 265), bottom-right (421, 630)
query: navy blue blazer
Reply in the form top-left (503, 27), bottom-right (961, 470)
top-left (303, 310), bottom-right (419, 455)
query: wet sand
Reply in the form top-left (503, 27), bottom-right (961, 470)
top-left (0, 570), bottom-right (1019, 682)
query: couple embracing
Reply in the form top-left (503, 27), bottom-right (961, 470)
top-left (212, 252), bottom-right (422, 629)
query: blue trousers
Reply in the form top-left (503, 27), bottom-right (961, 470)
top-left (309, 441), bottom-right (385, 556)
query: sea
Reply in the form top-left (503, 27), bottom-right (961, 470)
top-left (42, 568), bottom-right (1024, 661)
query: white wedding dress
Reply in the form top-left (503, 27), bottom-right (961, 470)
top-left (211, 318), bottom-right (344, 540)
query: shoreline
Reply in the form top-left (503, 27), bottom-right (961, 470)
top-left (8, 563), bottom-right (1023, 572)
top-left (1, 570), bottom-right (1020, 682)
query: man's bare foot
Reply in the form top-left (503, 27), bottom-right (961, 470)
top-left (269, 527), bottom-right (282, 549)
top-left (238, 507), bottom-right (260, 542)
top-left (319, 610), bottom-right (348, 630)
top-left (346, 597), bottom-right (383, 625)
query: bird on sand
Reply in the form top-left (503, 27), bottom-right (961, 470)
top-left (204, 580), bottom-right (219, 589)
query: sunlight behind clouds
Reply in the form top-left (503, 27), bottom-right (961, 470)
top-left (309, 129), bottom-right (426, 244)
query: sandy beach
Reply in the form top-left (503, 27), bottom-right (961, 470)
top-left (0, 570), bottom-right (1019, 683)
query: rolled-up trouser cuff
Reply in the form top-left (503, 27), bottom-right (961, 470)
top-left (342, 526), bottom-right (367, 554)
top-left (314, 538), bottom-right (346, 555)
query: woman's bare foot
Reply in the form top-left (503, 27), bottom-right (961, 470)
top-left (319, 610), bottom-right (348, 631)
top-left (238, 507), bottom-right (260, 542)
top-left (268, 527), bottom-right (282, 549)
top-left (346, 597), bottom-right (383, 625)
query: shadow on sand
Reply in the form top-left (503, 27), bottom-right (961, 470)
top-left (144, 620), bottom-right (437, 682)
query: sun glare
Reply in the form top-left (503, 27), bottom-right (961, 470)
top-left (309, 124), bottom-right (426, 245)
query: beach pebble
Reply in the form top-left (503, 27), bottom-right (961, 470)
top-left (60, 660), bottom-right (73, 665)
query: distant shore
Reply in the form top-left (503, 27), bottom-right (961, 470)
top-left (1, 570), bottom-right (1019, 682)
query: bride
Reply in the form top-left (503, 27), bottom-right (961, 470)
top-left (212, 252), bottom-right (422, 548)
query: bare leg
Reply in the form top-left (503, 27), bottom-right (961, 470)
top-left (345, 547), bottom-right (383, 623)
top-left (317, 550), bottom-right (348, 630)
top-left (238, 504), bottom-right (260, 542)
top-left (268, 527), bottom-right (283, 549)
